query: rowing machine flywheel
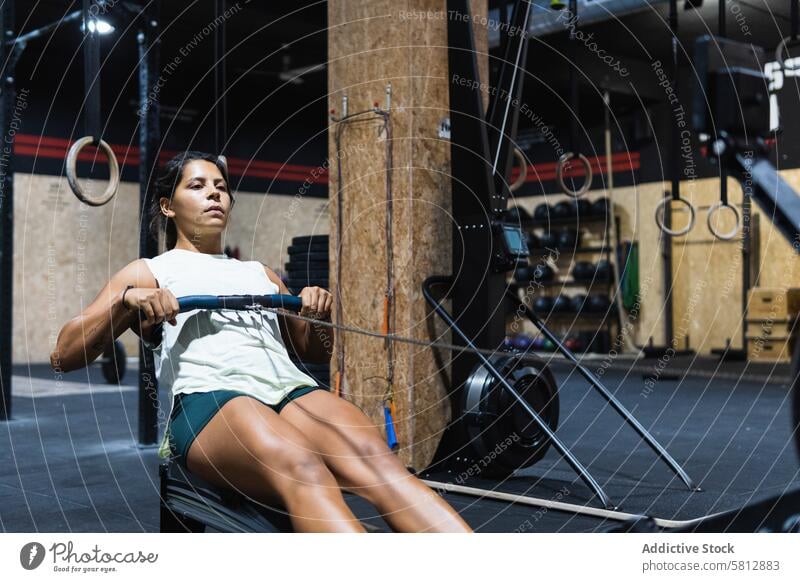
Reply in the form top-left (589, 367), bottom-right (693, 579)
top-left (462, 353), bottom-right (559, 477)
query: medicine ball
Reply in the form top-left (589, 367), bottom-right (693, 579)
top-left (570, 293), bottom-right (587, 312)
top-left (553, 200), bottom-right (576, 219)
top-left (533, 296), bottom-right (554, 313)
top-left (572, 261), bottom-right (594, 281)
top-left (505, 205), bottom-right (532, 223)
top-left (533, 203), bottom-right (550, 221)
top-left (552, 295), bottom-right (571, 313)
top-left (576, 199), bottom-right (591, 218)
top-left (591, 197), bottom-right (611, 216)
top-left (557, 229), bottom-right (580, 248)
top-left (530, 263), bottom-right (554, 283)
top-left (595, 259), bottom-right (612, 281)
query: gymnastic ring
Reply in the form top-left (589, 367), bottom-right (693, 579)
top-left (509, 147), bottom-right (528, 192)
top-left (706, 201), bottom-right (741, 241)
top-left (655, 196), bottom-right (696, 237)
top-left (65, 136), bottom-right (120, 207)
top-left (775, 36), bottom-right (800, 71)
top-left (555, 152), bottom-right (592, 199)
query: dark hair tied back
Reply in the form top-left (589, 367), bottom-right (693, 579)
top-left (148, 151), bottom-right (233, 250)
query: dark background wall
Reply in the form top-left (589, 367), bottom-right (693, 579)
top-left (13, 1), bottom-right (800, 198)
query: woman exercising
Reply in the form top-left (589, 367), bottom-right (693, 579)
top-left (50, 151), bottom-right (471, 533)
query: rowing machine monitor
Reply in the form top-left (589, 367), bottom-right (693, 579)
top-left (491, 221), bottom-right (529, 273)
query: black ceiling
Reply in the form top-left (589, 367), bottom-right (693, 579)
top-left (11, 1), bottom-right (799, 171)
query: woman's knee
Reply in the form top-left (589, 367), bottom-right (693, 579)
top-left (352, 437), bottom-right (407, 475)
top-left (272, 450), bottom-right (337, 491)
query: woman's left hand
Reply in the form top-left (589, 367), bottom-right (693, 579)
top-left (299, 287), bottom-right (333, 320)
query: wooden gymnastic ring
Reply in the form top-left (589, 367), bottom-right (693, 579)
top-left (509, 147), bottom-right (528, 192)
top-left (655, 196), bottom-right (696, 237)
top-left (65, 136), bottom-right (120, 206)
top-left (556, 152), bottom-right (592, 199)
top-left (706, 201), bottom-right (741, 241)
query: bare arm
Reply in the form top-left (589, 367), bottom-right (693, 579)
top-left (49, 259), bottom-right (165, 373)
top-left (262, 265), bottom-right (334, 364)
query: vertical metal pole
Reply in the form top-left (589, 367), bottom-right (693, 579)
top-left (82, 0), bottom-right (101, 144)
top-left (214, 0), bottom-right (227, 153)
top-left (741, 195), bottom-right (751, 351)
top-left (0, 1), bottom-right (15, 421)
top-left (568, 0), bottom-right (579, 154)
top-left (663, 0), bottom-right (679, 349)
top-left (137, 4), bottom-right (160, 446)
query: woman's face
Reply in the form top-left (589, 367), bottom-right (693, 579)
top-left (162, 159), bottom-right (233, 243)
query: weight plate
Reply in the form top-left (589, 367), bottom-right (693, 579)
top-left (285, 269), bottom-right (329, 279)
top-left (288, 243), bottom-right (329, 255)
top-left (285, 260), bottom-right (329, 270)
top-left (287, 250), bottom-right (329, 261)
top-left (292, 235), bottom-right (329, 246)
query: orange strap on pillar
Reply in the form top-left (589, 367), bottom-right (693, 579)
top-left (382, 295), bottom-right (390, 336)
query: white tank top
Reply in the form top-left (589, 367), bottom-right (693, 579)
top-left (140, 248), bottom-right (319, 460)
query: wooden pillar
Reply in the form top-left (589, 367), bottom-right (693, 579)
top-left (328, 1), bottom-right (488, 470)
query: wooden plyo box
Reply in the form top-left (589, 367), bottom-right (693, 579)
top-left (746, 335), bottom-right (796, 363)
top-left (747, 288), bottom-right (800, 320)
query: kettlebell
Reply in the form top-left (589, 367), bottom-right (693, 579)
top-left (576, 198), bottom-right (591, 218)
top-left (570, 293), bottom-right (587, 312)
top-left (595, 259), bottom-right (612, 281)
top-left (530, 263), bottom-right (554, 283)
top-left (513, 266), bottom-right (532, 283)
top-left (505, 205), bottom-right (532, 223)
top-left (526, 232), bottom-right (540, 250)
top-left (512, 333), bottom-right (535, 350)
top-left (552, 295), bottom-right (571, 313)
top-left (586, 294), bottom-right (612, 313)
top-left (533, 203), bottom-right (550, 221)
top-left (564, 336), bottom-right (581, 351)
top-left (557, 228), bottom-right (580, 248)
top-left (532, 337), bottom-right (547, 351)
top-left (533, 296), bottom-right (554, 313)
top-left (542, 338), bottom-right (556, 351)
top-left (572, 261), bottom-right (594, 281)
top-left (591, 197), bottom-right (611, 216)
top-left (538, 231), bottom-right (556, 249)
top-left (553, 200), bottom-right (577, 219)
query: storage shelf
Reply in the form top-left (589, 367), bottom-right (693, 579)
top-left (509, 278), bottom-right (614, 288)
top-left (527, 246), bottom-right (610, 257)
top-left (519, 214), bottom-right (612, 228)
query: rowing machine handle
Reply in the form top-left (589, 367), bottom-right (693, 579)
top-left (176, 294), bottom-right (302, 313)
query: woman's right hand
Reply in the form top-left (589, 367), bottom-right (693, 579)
top-left (123, 287), bottom-right (180, 326)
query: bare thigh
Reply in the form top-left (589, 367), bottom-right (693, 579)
top-left (184, 395), bottom-right (331, 506)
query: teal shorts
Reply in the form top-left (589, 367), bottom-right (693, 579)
top-left (168, 385), bottom-right (327, 470)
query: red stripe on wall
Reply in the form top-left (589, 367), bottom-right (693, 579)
top-left (14, 133), bottom-right (639, 186)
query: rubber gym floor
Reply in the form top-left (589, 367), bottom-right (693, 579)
top-left (1, 357), bottom-right (798, 533)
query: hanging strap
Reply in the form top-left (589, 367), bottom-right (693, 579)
top-left (83, 0), bottom-right (101, 145)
